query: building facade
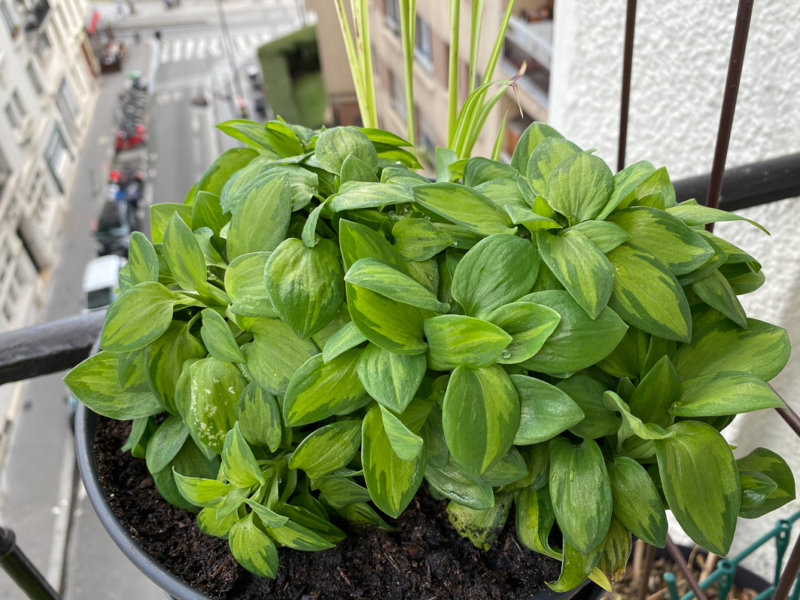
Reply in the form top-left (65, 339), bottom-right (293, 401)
top-left (0, 0), bottom-right (98, 332)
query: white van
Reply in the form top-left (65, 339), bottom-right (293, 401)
top-left (82, 255), bottom-right (126, 310)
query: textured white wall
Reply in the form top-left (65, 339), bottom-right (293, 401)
top-left (550, 0), bottom-right (800, 580)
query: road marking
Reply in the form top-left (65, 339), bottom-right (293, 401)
top-left (160, 41), bottom-right (170, 63)
top-left (184, 38), bottom-right (195, 61)
top-left (208, 37), bottom-right (222, 58)
top-left (171, 38), bottom-right (183, 63)
top-left (195, 38), bottom-right (207, 60)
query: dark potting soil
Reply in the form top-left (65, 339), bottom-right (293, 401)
top-left (94, 417), bottom-right (561, 599)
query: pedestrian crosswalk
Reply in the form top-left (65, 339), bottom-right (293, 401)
top-left (159, 30), bottom-right (276, 64)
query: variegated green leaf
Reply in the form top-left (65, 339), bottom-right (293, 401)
top-left (504, 205), bottom-right (562, 231)
top-left (512, 375), bottom-right (584, 445)
top-left (229, 513), bottom-right (279, 578)
top-left (515, 487), bottom-right (559, 558)
top-left (519, 291), bottom-right (628, 375)
top-left (276, 503), bottom-right (345, 543)
top-left (526, 136), bottom-right (582, 195)
top-left (163, 213), bottom-right (208, 292)
top-left (236, 383), bottom-right (282, 452)
top-left (150, 203), bottom-right (192, 244)
top-left (173, 472), bottom-right (233, 507)
top-left (536, 230), bottom-right (613, 319)
top-left (241, 318), bottom-right (317, 394)
top-left (191, 191), bottom-right (226, 236)
top-left (603, 391), bottom-right (674, 441)
top-left (672, 371), bottom-right (783, 417)
top-left (226, 175), bottom-right (291, 260)
top-left (631, 167), bottom-right (675, 209)
top-left (288, 420), bottom-right (362, 479)
top-left (197, 506), bottom-right (237, 538)
top-left (464, 156), bottom-right (517, 187)
top-left (451, 234), bottom-right (539, 317)
top-left (607, 244), bottom-right (692, 342)
top-left (549, 436), bottom-right (613, 553)
top-left (362, 404), bottom-right (426, 518)
top-left (414, 183), bottom-right (513, 236)
top-left (224, 252), bottom-right (279, 318)
top-left (282, 351), bottom-right (367, 426)
top-left (598, 160), bottom-right (655, 219)
top-left (607, 456), bottom-right (667, 547)
top-left (628, 355), bottom-right (680, 425)
top-left (607, 207), bottom-right (714, 276)
top-left (667, 201), bottom-right (768, 234)
top-left (447, 494), bottom-right (513, 550)
top-left (201, 309), bottom-right (244, 362)
top-left (145, 321), bottom-right (206, 414)
top-left (425, 459), bottom-right (495, 510)
top-left (339, 155), bottom-right (378, 183)
top-left (124, 232), bottom-right (159, 287)
top-left (673, 318), bottom-right (790, 382)
top-left (655, 420), bottom-right (740, 555)
top-left (264, 517), bottom-right (335, 551)
top-left (442, 365), bottom-right (520, 476)
top-left (736, 448), bottom-right (796, 518)
top-left (100, 282), bottom-right (177, 352)
top-left (315, 127), bottom-right (378, 174)
top-left (564, 221), bottom-right (630, 253)
top-left (555, 372), bottom-right (621, 439)
top-left (356, 343), bottom-right (426, 413)
top-left (345, 258), bottom-right (450, 313)
top-left (245, 499), bottom-right (289, 528)
top-left (322, 321), bottom-right (367, 363)
top-left (379, 406), bottom-right (424, 461)
top-left (392, 218), bottom-right (454, 262)
top-left (691, 269), bottom-right (747, 328)
top-left (314, 475), bottom-right (370, 509)
top-left (145, 415), bottom-right (189, 474)
top-left (480, 448), bottom-right (529, 487)
top-left (330, 182), bottom-right (413, 212)
top-left (265, 237), bottom-right (345, 339)
top-left (546, 152), bottom-right (613, 225)
top-left (486, 302), bottom-right (561, 364)
top-left (596, 518), bottom-right (632, 581)
top-left (424, 315), bottom-right (511, 371)
top-left (338, 218), bottom-right (405, 271)
top-left (511, 122), bottom-right (565, 177)
top-left (221, 423), bottom-right (264, 488)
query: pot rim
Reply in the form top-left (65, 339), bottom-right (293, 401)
top-left (74, 403), bottom-right (209, 600)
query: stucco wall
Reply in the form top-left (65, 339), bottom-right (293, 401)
top-left (550, 0), bottom-right (800, 579)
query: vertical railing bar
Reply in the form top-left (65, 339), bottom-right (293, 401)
top-left (704, 0), bottom-right (754, 213)
top-left (637, 543), bottom-right (656, 600)
top-left (772, 388), bottom-right (800, 438)
top-left (617, 0), bottom-right (637, 172)
top-left (665, 536), bottom-right (708, 600)
top-left (774, 535), bottom-right (800, 600)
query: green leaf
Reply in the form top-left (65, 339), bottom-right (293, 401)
top-left (691, 269), bottom-right (747, 328)
top-left (229, 513), bottom-right (279, 578)
top-left (447, 494), bottom-right (513, 550)
top-left (362, 404), bottom-right (426, 518)
top-left (196, 147), bottom-right (259, 197)
top-left (606, 244), bottom-right (692, 342)
top-left (425, 459), bottom-right (495, 510)
top-left (564, 221), bottom-right (630, 253)
top-left (596, 327), bottom-right (649, 379)
top-left (289, 420), bottom-right (362, 479)
top-left (221, 423), bottom-right (264, 488)
top-left (264, 516), bottom-right (335, 551)
top-left (345, 282), bottom-right (428, 355)
top-left (515, 487), bottom-right (559, 558)
top-left (224, 253), bottom-right (278, 318)
top-left (276, 503), bottom-right (345, 543)
top-left (736, 448), bottom-right (796, 518)
top-left (549, 436), bottom-right (612, 552)
top-left (338, 218), bottom-right (404, 271)
top-left (519, 290), bottom-right (628, 375)
top-left (226, 175), bottom-right (291, 260)
top-left (672, 371), bottom-right (783, 417)
top-left (464, 156), bottom-right (517, 187)
top-left (667, 202), bottom-right (769, 234)
top-left (216, 120), bottom-right (284, 153)
top-left (628, 355), bottom-right (680, 425)
top-left (631, 167), bottom-right (676, 209)
top-left (480, 447), bottom-right (529, 487)
top-left (163, 213), bottom-right (208, 292)
top-left (145, 321), bottom-right (206, 414)
top-left (100, 282), bottom-right (177, 352)
top-left (339, 154), bottom-right (378, 183)
top-left (596, 518), bottom-right (633, 582)
top-left (673, 318), bottom-right (790, 382)
top-left (603, 391), bottom-right (675, 441)
top-left (655, 420), bottom-right (740, 555)
top-left (505, 205), bottom-right (561, 232)
top-left (150, 203), bottom-right (193, 245)
top-left (392, 218), bottom-right (454, 262)
top-left (145, 415), bottom-right (189, 474)
top-left (356, 343), bottom-right (426, 413)
top-left (443, 365), bottom-right (520, 476)
top-left (345, 258), bottom-right (449, 313)
top-left (738, 472), bottom-right (778, 520)
top-left (486, 302), bottom-right (561, 364)
top-left (176, 357), bottom-right (245, 454)
top-left (546, 152), bottom-right (613, 225)
top-left (315, 127), bottom-right (378, 174)
top-left (282, 351), bottom-right (367, 426)
top-left (598, 160), bottom-right (655, 219)
top-left (451, 234), bottom-right (539, 317)
top-left (192, 191), bottom-right (227, 237)
top-left (526, 136), bottom-right (582, 195)
top-left (511, 122), bottom-right (565, 177)
top-left (236, 383), bottom-right (282, 453)
top-left (330, 182), bottom-right (413, 211)
top-left (64, 352), bottom-right (163, 420)
top-left (379, 406), bottom-right (424, 461)
top-left (201, 309), bottom-right (244, 363)
top-left (241, 318), bottom-right (317, 394)
top-left (124, 232), bottom-right (159, 287)
top-left (424, 315), bottom-right (511, 371)
top-left (174, 472), bottom-right (233, 507)
top-left (197, 506), bottom-right (238, 538)
top-left (122, 417), bottom-right (152, 458)
top-left (607, 456), bottom-right (667, 547)
top-left (265, 238), bottom-right (345, 338)
top-left (512, 375), bottom-right (584, 445)
top-left (536, 230), bottom-right (613, 319)
top-left (414, 183), bottom-right (513, 235)
top-left (607, 207), bottom-right (714, 276)
top-left (245, 499), bottom-right (290, 528)
top-left (554, 373), bottom-right (620, 439)
top-left (322, 321), bottom-right (367, 363)
top-left (314, 475), bottom-right (370, 509)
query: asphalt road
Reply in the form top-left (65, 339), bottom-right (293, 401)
top-left (0, 2), bottom-right (304, 597)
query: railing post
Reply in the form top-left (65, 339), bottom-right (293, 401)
top-left (0, 526), bottom-right (60, 600)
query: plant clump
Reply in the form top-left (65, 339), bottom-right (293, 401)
top-left (66, 119), bottom-right (795, 592)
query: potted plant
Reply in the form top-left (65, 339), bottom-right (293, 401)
top-left (65, 1), bottom-right (796, 598)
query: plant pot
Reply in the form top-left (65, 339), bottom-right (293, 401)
top-left (75, 403), bottom-right (594, 600)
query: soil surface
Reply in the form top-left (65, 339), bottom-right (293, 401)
top-left (94, 417), bottom-right (562, 599)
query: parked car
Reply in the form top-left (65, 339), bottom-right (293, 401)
top-left (82, 254), bottom-right (126, 311)
top-left (93, 200), bottom-right (131, 257)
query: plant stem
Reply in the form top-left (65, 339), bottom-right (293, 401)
top-left (491, 111), bottom-right (507, 161)
top-left (468, 0), bottom-right (484, 97)
top-left (355, 0), bottom-right (377, 127)
top-left (446, 0), bottom-right (460, 147)
top-left (399, 0), bottom-right (417, 145)
top-left (481, 0), bottom-right (515, 86)
top-left (333, 0), bottom-right (367, 122)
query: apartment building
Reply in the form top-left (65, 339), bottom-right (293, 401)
top-left (0, 0), bottom-right (98, 331)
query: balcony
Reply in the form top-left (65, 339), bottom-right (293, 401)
top-left (19, 0), bottom-right (49, 32)
top-left (502, 14), bottom-right (552, 107)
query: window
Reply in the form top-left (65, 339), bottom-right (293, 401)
top-left (57, 78), bottom-right (79, 140)
top-left (27, 62), bottom-right (43, 94)
top-left (44, 124), bottom-right (70, 192)
top-left (5, 91), bottom-right (26, 130)
top-left (34, 31), bottom-right (51, 60)
top-left (389, 70), bottom-right (405, 121)
top-left (414, 15), bottom-right (433, 70)
top-left (385, 0), bottom-right (399, 34)
top-left (0, 147), bottom-right (10, 194)
top-left (0, 1), bottom-right (17, 37)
